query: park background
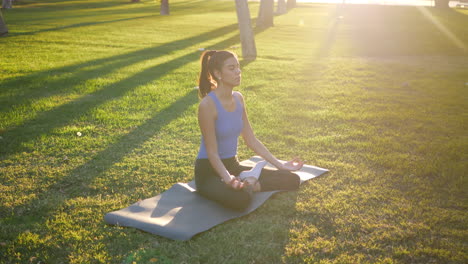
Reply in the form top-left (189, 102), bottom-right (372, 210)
top-left (0, 0), bottom-right (467, 263)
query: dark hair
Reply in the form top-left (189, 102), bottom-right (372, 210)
top-left (198, 50), bottom-right (237, 98)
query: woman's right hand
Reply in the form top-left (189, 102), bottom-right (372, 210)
top-left (224, 175), bottom-right (244, 190)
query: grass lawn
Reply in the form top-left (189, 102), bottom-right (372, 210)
top-left (1, 0), bottom-right (467, 263)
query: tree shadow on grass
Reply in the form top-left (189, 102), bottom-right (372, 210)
top-left (13, 0), bottom-right (120, 9)
top-left (0, 30), bottom-right (243, 194)
top-left (0, 22), bottom-right (238, 105)
top-left (0, 89), bottom-right (199, 263)
top-left (4, 6), bottom-right (158, 24)
top-left (1, 1), bottom-right (156, 25)
top-left (6, 0), bottom-right (235, 24)
top-left (0, 23), bottom-right (239, 158)
top-left (6, 14), bottom-right (157, 37)
top-left (33, 0), bottom-right (206, 11)
top-left (0, 19), bottom-right (267, 159)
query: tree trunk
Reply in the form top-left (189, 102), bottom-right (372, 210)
top-left (434, 0), bottom-right (450, 8)
top-left (2, 0), bottom-right (13, 9)
top-left (257, 0), bottom-right (274, 28)
top-left (235, 0), bottom-right (256, 60)
top-left (276, 0), bottom-right (287, 15)
top-left (0, 9), bottom-right (7, 36)
top-left (287, 0), bottom-right (296, 9)
top-left (160, 0), bottom-right (169, 15)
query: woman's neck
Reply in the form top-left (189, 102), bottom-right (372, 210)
top-left (214, 84), bottom-right (234, 100)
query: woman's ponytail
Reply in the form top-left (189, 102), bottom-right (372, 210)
top-left (198, 50), bottom-right (217, 99)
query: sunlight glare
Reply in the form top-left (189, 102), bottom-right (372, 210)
top-left (416, 6), bottom-right (467, 53)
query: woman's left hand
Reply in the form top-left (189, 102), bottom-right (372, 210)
top-left (278, 158), bottom-right (304, 171)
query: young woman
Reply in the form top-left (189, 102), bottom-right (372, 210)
top-left (195, 50), bottom-right (304, 211)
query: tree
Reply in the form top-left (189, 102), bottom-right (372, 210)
top-left (276, 0), bottom-right (287, 15)
top-left (2, 0), bottom-right (13, 9)
top-left (235, 0), bottom-right (256, 60)
top-left (287, 0), bottom-right (296, 10)
top-left (0, 9), bottom-right (7, 37)
top-left (160, 0), bottom-right (169, 15)
top-left (257, 0), bottom-right (274, 28)
top-left (434, 0), bottom-right (449, 8)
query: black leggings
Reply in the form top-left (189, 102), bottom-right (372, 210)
top-left (195, 157), bottom-right (300, 211)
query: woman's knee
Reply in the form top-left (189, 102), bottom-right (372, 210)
top-left (259, 170), bottom-right (300, 191)
top-left (284, 172), bottom-right (301, 190)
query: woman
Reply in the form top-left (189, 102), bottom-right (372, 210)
top-left (195, 50), bottom-right (303, 211)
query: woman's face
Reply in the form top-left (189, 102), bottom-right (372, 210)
top-left (218, 56), bottom-right (241, 87)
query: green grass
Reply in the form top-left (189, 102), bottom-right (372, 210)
top-left (1, 0), bottom-right (467, 263)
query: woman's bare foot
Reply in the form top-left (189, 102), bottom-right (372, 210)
top-left (243, 177), bottom-right (261, 192)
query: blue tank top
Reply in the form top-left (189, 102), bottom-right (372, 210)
top-left (197, 91), bottom-right (244, 159)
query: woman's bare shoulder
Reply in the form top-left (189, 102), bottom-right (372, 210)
top-left (198, 95), bottom-right (217, 117)
top-left (199, 95), bottom-right (214, 108)
top-left (232, 91), bottom-right (245, 104)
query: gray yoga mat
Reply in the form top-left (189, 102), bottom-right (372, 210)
top-left (104, 157), bottom-right (328, 241)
